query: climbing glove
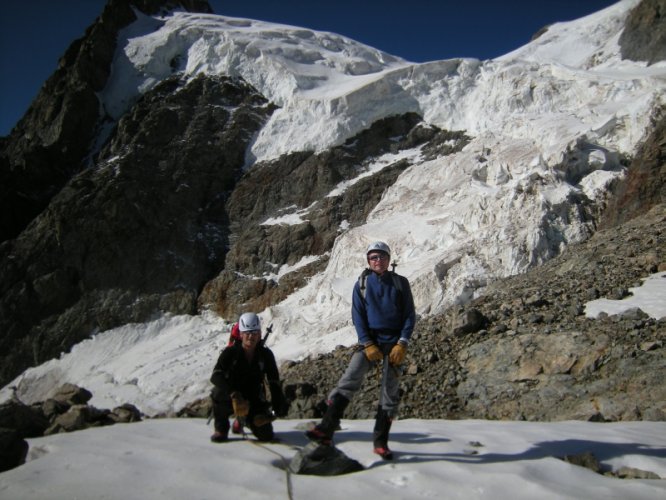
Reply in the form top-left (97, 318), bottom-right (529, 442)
top-left (364, 343), bottom-right (383, 362)
top-left (389, 342), bottom-right (407, 366)
top-left (270, 384), bottom-right (289, 418)
top-left (231, 393), bottom-right (249, 417)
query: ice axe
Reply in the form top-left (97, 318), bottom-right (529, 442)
top-left (261, 323), bottom-right (273, 346)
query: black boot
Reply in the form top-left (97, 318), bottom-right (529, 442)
top-left (372, 406), bottom-right (394, 459)
top-left (210, 388), bottom-right (231, 442)
top-left (306, 393), bottom-right (349, 444)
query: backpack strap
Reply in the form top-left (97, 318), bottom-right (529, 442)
top-left (390, 271), bottom-right (403, 294)
top-left (359, 268), bottom-right (403, 299)
top-left (359, 268), bottom-right (372, 300)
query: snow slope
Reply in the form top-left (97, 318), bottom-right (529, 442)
top-left (0, 419), bottom-right (664, 499)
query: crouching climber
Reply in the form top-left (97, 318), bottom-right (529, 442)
top-left (209, 312), bottom-right (288, 442)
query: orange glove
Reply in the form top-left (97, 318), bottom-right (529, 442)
top-left (364, 343), bottom-right (383, 362)
top-left (389, 342), bottom-right (407, 366)
top-left (231, 393), bottom-right (249, 417)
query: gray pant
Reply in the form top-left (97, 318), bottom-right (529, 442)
top-left (329, 344), bottom-right (401, 417)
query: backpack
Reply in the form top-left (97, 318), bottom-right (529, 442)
top-left (227, 322), bottom-right (241, 346)
top-left (358, 268), bottom-right (404, 300)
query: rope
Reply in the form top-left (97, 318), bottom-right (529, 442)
top-left (208, 415), bottom-right (293, 499)
top-left (240, 417), bottom-right (248, 440)
top-left (248, 439), bottom-right (294, 500)
top-left (376, 354), bottom-right (388, 381)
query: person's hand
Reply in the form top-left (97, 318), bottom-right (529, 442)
top-left (272, 396), bottom-right (289, 418)
top-left (364, 343), bottom-right (383, 362)
top-left (389, 342), bottom-right (407, 366)
top-left (231, 393), bottom-right (249, 417)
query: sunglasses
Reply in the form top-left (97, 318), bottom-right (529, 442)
top-left (368, 254), bottom-right (388, 261)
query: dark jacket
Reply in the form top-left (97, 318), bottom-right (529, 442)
top-left (210, 342), bottom-right (287, 415)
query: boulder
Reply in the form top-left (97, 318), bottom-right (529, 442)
top-left (289, 442), bottom-right (364, 476)
top-left (614, 466), bottom-right (661, 480)
top-left (52, 383), bottom-right (93, 405)
top-left (45, 405), bottom-right (93, 435)
top-left (0, 400), bottom-right (49, 438)
top-left (561, 451), bottom-right (602, 473)
top-left (0, 428), bottom-right (28, 472)
top-left (110, 403), bottom-right (143, 423)
top-left (451, 307), bottom-right (488, 336)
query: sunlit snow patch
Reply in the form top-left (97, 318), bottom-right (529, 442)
top-left (585, 271), bottom-right (666, 319)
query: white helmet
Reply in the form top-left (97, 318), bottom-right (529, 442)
top-left (238, 312), bottom-right (261, 332)
top-left (366, 241), bottom-right (391, 257)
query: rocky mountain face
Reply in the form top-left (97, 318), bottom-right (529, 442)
top-left (601, 107), bottom-right (666, 228)
top-left (0, 0), bottom-right (665, 425)
top-left (277, 101), bottom-right (666, 423)
top-left (619, 0), bottom-right (666, 64)
top-left (280, 202), bottom-right (665, 422)
top-left (0, 0), bottom-right (473, 387)
top-left (0, 71), bottom-right (274, 386)
top-left (0, 0), bottom-right (213, 244)
top-left (198, 115), bottom-right (469, 318)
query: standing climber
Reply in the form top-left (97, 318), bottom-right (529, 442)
top-left (306, 241), bottom-right (416, 459)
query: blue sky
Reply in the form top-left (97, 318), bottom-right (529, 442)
top-left (0, 0), bottom-right (618, 136)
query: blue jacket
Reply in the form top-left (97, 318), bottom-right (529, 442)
top-left (351, 271), bottom-right (416, 345)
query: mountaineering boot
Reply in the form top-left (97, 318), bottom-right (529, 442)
top-left (250, 417), bottom-right (275, 442)
top-left (305, 425), bottom-right (332, 445)
top-left (372, 406), bottom-right (394, 460)
top-left (211, 407), bottom-right (231, 443)
top-left (306, 393), bottom-right (349, 445)
top-left (373, 446), bottom-right (394, 460)
top-left (210, 430), bottom-right (228, 443)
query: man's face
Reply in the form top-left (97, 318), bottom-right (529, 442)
top-left (367, 251), bottom-right (390, 274)
top-left (241, 330), bottom-right (261, 349)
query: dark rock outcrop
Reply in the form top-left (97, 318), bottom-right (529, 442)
top-left (1, 384), bottom-right (142, 435)
top-left (0, 74), bottom-right (274, 387)
top-left (0, 383), bottom-right (142, 471)
top-left (289, 441), bottom-right (364, 476)
top-left (0, 0), bottom-right (213, 243)
top-left (600, 109), bottom-right (666, 228)
top-left (619, 0), bottom-right (666, 65)
top-left (0, 429), bottom-right (28, 473)
top-left (198, 114), bottom-right (467, 318)
top-left (559, 451), bottom-right (662, 479)
top-left (0, 399), bottom-right (50, 438)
